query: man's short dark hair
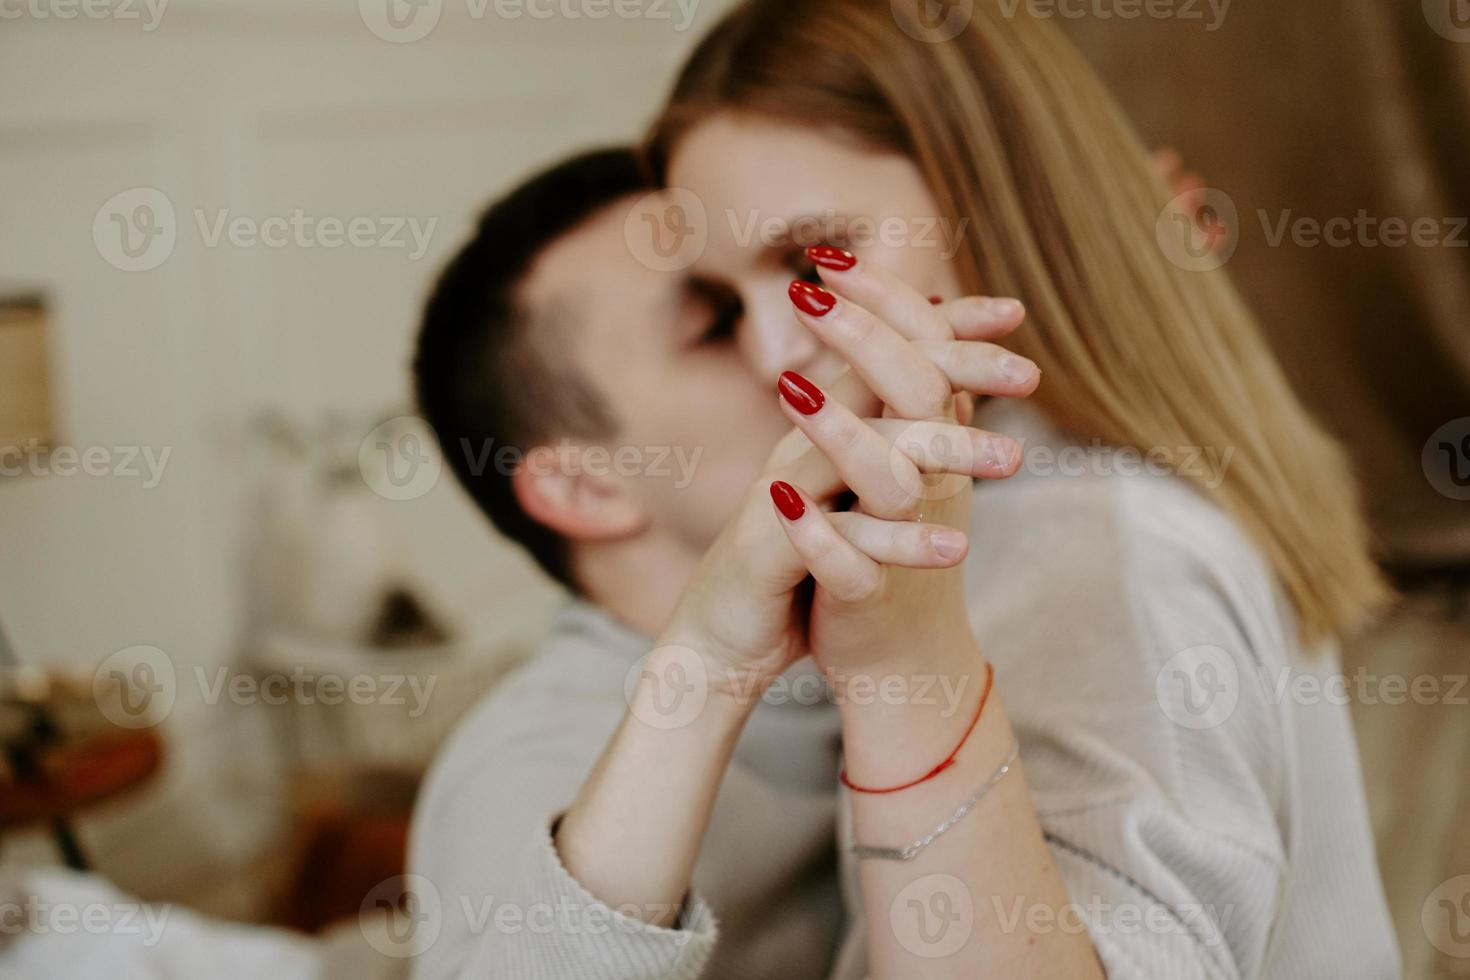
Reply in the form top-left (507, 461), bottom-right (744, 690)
top-left (414, 147), bottom-right (651, 592)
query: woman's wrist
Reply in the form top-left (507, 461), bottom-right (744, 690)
top-left (834, 634), bottom-right (993, 789)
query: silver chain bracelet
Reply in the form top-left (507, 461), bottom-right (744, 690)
top-left (849, 740), bottom-right (1020, 862)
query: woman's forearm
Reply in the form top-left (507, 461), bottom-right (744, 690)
top-left (554, 643), bottom-right (757, 929)
top-left (840, 646), bottom-right (1104, 979)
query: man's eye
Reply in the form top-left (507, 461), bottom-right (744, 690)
top-left (699, 299), bottom-right (740, 344)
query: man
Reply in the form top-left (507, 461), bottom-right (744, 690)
top-left (410, 147), bottom-right (851, 978)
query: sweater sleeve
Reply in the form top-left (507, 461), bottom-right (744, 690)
top-left (408, 665), bottom-right (720, 980)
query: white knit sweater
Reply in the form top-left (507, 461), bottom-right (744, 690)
top-left (409, 400), bottom-right (1400, 980)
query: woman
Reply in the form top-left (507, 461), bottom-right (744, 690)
top-left (607, 0), bottom-right (1395, 976)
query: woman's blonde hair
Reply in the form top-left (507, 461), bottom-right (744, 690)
top-left (649, 0), bottom-right (1388, 641)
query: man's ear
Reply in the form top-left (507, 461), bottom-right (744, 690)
top-left (511, 443), bottom-right (647, 542)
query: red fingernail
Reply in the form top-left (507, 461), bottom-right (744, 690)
top-left (789, 280), bottom-right (837, 317)
top-left (929, 295), bottom-right (944, 305)
top-left (777, 370), bottom-right (825, 415)
top-left (770, 481), bottom-right (806, 521)
top-left (806, 245), bottom-right (857, 271)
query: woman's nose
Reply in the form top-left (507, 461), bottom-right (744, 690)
top-left (740, 289), bottom-right (826, 381)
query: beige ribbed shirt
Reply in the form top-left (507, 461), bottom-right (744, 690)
top-left (409, 400), bottom-right (1400, 979)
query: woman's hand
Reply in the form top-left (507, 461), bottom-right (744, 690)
top-left (768, 249), bottom-right (1038, 689)
top-left (657, 274), bottom-right (1034, 708)
top-left (765, 250), bottom-right (1101, 980)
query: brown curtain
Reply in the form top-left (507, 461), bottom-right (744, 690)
top-left (1061, 0), bottom-right (1470, 567)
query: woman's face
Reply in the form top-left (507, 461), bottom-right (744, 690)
top-left (667, 111), bottom-right (966, 388)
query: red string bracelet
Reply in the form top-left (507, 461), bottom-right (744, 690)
top-left (840, 662), bottom-right (995, 795)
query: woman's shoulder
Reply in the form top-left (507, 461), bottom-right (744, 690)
top-left (966, 400), bottom-right (1298, 845)
top-left (970, 398), bottom-right (1280, 626)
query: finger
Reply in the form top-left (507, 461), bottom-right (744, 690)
top-left (761, 364), bottom-right (880, 477)
top-left (769, 481), bottom-right (885, 604)
top-left (807, 246), bottom-right (952, 342)
top-left (956, 391), bottom-right (976, 427)
top-left (789, 279), bottom-right (953, 421)
top-left (776, 370), bottom-right (926, 520)
top-left (868, 418), bottom-right (1022, 479)
top-left (939, 296), bottom-right (1028, 341)
top-left (912, 339), bottom-right (1040, 397)
top-left (827, 510), bottom-right (969, 568)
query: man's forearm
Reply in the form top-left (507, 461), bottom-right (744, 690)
top-left (554, 643), bottom-right (758, 928)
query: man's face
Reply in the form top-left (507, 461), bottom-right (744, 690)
top-left (517, 194), bottom-right (793, 551)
